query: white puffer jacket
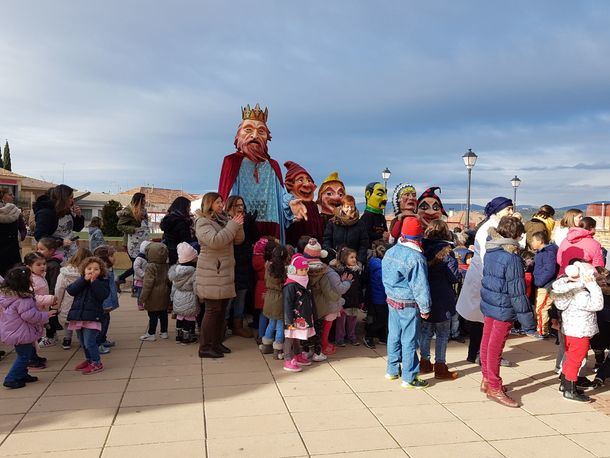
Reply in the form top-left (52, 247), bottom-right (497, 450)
top-left (55, 265), bottom-right (80, 322)
top-left (552, 277), bottom-right (603, 338)
top-left (168, 264), bottom-right (199, 318)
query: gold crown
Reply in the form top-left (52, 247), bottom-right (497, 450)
top-left (241, 103), bottom-right (268, 123)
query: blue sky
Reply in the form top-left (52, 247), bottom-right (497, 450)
top-left (2, 1), bottom-right (610, 207)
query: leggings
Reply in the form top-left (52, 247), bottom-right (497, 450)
top-left (148, 311), bottom-right (168, 335)
top-left (466, 320), bottom-right (484, 362)
top-left (283, 338), bottom-right (302, 360)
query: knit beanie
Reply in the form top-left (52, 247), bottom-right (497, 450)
top-left (177, 242), bottom-right (198, 264)
top-left (290, 254), bottom-right (309, 270)
top-left (400, 216), bottom-right (423, 241)
top-left (417, 186), bottom-right (447, 216)
top-left (284, 161), bottom-right (314, 193)
top-left (140, 240), bottom-right (152, 254)
top-left (253, 237), bottom-right (269, 256)
top-left (302, 238), bottom-right (328, 260)
top-left (484, 197), bottom-right (513, 218)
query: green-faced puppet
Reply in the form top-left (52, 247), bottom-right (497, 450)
top-left (364, 182), bottom-right (388, 214)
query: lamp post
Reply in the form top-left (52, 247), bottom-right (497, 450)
top-left (381, 167), bottom-right (391, 216)
top-left (511, 175), bottom-right (521, 209)
top-left (462, 148), bottom-right (478, 229)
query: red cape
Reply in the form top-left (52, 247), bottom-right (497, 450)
top-left (218, 152), bottom-right (285, 200)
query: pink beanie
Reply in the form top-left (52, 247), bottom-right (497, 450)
top-left (253, 237), bottom-right (269, 256)
top-left (177, 242), bottom-right (198, 264)
top-left (290, 254), bottom-right (309, 270)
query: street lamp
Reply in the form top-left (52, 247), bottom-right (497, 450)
top-left (511, 175), bottom-right (521, 209)
top-left (462, 148), bottom-right (478, 229)
top-left (381, 167), bottom-right (391, 216)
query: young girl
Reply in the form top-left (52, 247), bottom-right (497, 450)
top-left (55, 247), bottom-right (93, 349)
top-left (1, 267), bottom-right (57, 389)
top-left (552, 261), bottom-right (603, 402)
top-left (332, 247), bottom-right (363, 347)
top-left (139, 242), bottom-right (171, 341)
top-left (133, 241), bottom-right (151, 310)
top-left (88, 217), bottom-right (105, 252)
top-left (253, 237), bottom-right (274, 342)
top-left (36, 237), bottom-right (64, 347)
top-left (364, 240), bottom-right (388, 349)
top-left (169, 242), bottom-right (199, 344)
top-left (93, 246), bottom-right (119, 354)
top-left (66, 256), bottom-right (110, 374)
top-left (261, 245), bottom-right (290, 359)
top-left (283, 254), bottom-right (316, 372)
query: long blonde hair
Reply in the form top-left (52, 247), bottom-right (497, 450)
top-left (559, 209), bottom-right (583, 229)
top-left (200, 192), bottom-right (223, 219)
top-left (130, 192), bottom-right (147, 222)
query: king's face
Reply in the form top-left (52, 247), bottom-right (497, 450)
top-left (238, 120), bottom-right (269, 147)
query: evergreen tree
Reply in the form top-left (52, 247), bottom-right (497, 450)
top-left (101, 200), bottom-right (123, 236)
top-left (3, 141), bottom-right (11, 171)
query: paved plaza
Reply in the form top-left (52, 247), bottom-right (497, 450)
top-left (1, 295), bottom-right (610, 457)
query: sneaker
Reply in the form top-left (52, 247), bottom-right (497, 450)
top-left (385, 373), bottom-right (399, 380)
top-left (38, 336), bottom-right (57, 348)
top-left (362, 337), bottom-right (376, 349)
top-left (312, 353), bottom-right (327, 362)
top-left (295, 353), bottom-right (312, 366)
top-left (524, 330), bottom-right (538, 338)
top-left (450, 335), bottom-right (466, 343)
top-left (19, 374), bottom-right (39, 383)
top-left (283, 358), bottom-right (302, 372)
top-left (27, 360), bottom-right (46, 370)
top-left (509, 328), bottom-right (523, 336)
top-left (401, 377), bottom-right (429, 389)
top-left (98, 345), bottom-right (111, 354)
top-left (159, 332), bottom-right (169, 339)
top-left (82, 362), bottom-right (104, 375)
top-left (348, 339), bottom-right (360, 347)
top-left (322, 345), bottom-right (336, 355)
top-left (139, 333), bottom-right (156, 342)
top-left (74, 360), bottom-right (91, 371)
top-left (500, 358), bottom-right (511, 367)
top-left (3, 380), bottom-right (26, 389)
top-left (102, 340), bottom-right (116, 348)
top-left (61, 338), bottom-right (72, 350)
top-left (335, 340), bottom-right (346, 347)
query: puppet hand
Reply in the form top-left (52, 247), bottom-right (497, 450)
top-left (289, 199), bottom-right (308, 221)
top-left (382, 231), bottom-right (390, 242)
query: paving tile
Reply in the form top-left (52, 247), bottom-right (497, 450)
top-left (131, 364), bottom-right (201, 379)
top-left (45, 378), bottom-right (128, 396)
top-left (106, 419), bottom-right (204, 446)
top-left (135, 354), bottom-right (202, 367)
top-left (444, 400), bottom-right (530, 421)
top-left (358, 390), bottom-right (436, 408)
top-left (204, 383), bottom-right (281, 402)
top-left (292, 408), bottom-right (380, 432)
top-left (206, 431), bottom-right (306, 457)
top-left (346, 377), bottom-right (405, 393)
top-left (54, 366), bottom-right (132, 382)
top-left (538, 411), bottom-right (610, 434)
top-left (204, 371), bottom-right (274, 387)
top-left (284, 393), bottom-right (365, 413)
top-left (121, 387), bottom-right (202, 407)
top-left (0, 427), bottom-right (108, 455)
top-left (465, 415), bottom-right (558, 440)
top-left (567, 431), bottom-right (610, 456)
top-left (277, 380), bottom-right (352, 397)
top-left (16, 408), bottom-right (116, 432)
top-left (426, 386), bottom-right (489, 404)
top-left (206, 413), bottom-right (297, 438)
top-left (272, 365), bottom-right (343, 382)
top-left (127, 375), bottom-right (202, 392)
top-left (404, 441), bottom-right (503, 458)
top-left (0, 414), bottom-right (22, 434)
top-left (302, 426), bottom-right (398, 455)
top-left (115, 403), bottom-right (204, 425)
top-left (387, 421), bottom-right (482, 447)
top-left (333, 365), bottom-right (389, 379)
top-left (202, 360), bottom-right (270, 374)
top-left (515, 388), bottom-right (595, 415)
top-left (31, 392), bottom-right (123, 412)
top-left (0, 380), bottom-right (51, 399)
top-left (314, 450), bottom-right (407, 458)
top-left (205, 396), bottom-right (287, 418)
top-left (372, 404), bottom-right (456, 426)
top-left (0, 449), bottom-right (102, 458)
top-left (0, 397), bottom-right (38, 415)
top-left (102, 440), bottom-right (206, 457)
top-left (491, 435), bottom-right (594, 458)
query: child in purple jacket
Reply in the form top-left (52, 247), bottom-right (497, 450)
top-left (0, 267), bottom-right (57, 389)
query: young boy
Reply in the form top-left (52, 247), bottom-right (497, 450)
top-left (530, 231), bottom-right (559, 338)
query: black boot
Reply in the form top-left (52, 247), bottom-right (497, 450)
top-left (563, 380), bottom-right (591, 402)
top-left (558, 374), bottom-right (585, 394)
top-left (577, 376), bottom-right (595, 389)
top-left (176, 329), bottom-right (184, 343)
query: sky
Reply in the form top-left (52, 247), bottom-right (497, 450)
top-left (1, 1), bottom-right (610, 207)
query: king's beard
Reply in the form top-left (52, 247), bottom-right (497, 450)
top-left (236, 137), bottom-right (270, 163)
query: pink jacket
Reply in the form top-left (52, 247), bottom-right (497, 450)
top-left (31, 273), bottom-right (55, 310)
top-left (0, 292), bottom-right (50, 346)
top-left (557, 227), bottom-right (605, 276)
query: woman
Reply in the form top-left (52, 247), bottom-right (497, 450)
top-left (524, 204), bottom-right (555, 249)
top-left (553, 208), bottom-right (583, 247)
top-left (33, 184), bottom-right (85, 260)
top-left (455, 196), bottom-right (514, 363)
top-left (160, 196), bottom-right (196, 265)
top-left (322, 195), bottom-right (368, 264)
top-left (0, 190), bottom-right (23, 277)
top-left (116, 192), bottom-right (149, 291)
top-left (195, 192), bottom-right (244, 358)
top-left (1, 190), bottom-right (26, 241)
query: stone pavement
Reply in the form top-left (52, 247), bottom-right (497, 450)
top-left (2, 295), bottom-right (610, 457)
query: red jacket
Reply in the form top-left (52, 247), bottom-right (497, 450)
top-left (252, 254), bottom-right (267, 310)
top-left (557, 227), bottom-right (604, 276)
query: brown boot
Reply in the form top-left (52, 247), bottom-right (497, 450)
top-left (481, 378), bottom-right (509, 393)
top-left (486, 387), bottom-right (519, 408)
top-left (420, 358), bottom-right (433, 374)
top-left (232, 318), bottom-right (252, 338)
top-left (434, 362), bottom-right (458, 380)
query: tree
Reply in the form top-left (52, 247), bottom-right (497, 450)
top-left (101, 200), bottom-right (123, 236)
top-left (2, 141), bottom-right (10, 171)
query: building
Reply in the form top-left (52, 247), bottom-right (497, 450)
top-left (73, 191), bottom-right (132, 225)
top-left (0, 169), bottom-right (56, 208)
top-left (446, 209), bottom-right (485, 231)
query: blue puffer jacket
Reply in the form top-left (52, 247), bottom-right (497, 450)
top-left (367, 256), bottom-right (386, 305)
top-left (67, 277), bottom-right (110, 323)
top-left (101, 270), bottom-right (120, 312)
top-left (533, 243), bottom-right (558, 288)
top-left (423, 239), bottom-right (461, 323)
top-left (480, 237), bottom-right (534, 327)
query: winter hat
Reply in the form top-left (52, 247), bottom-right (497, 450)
top-left (284, 161), bottom-right (314, 193)
top-left (400, 216), bottom-right (424, 241)
top-left (290, 254), bottom-right (309, 270)
top-left (565, 264), bottom-right (580, 281)
top-left (140, 240), bottom-right (152, 254)
top-left (253, 237), bottom-right (269, 256)
top-left (566, 261), bottom-right (595, 281)
top-left (302, 238), bottom-right (328, 260)
top-left (177, 242), bottom-right (197, 264)
top-left (484, 197), bottom-right (513, 218)
top-left (417, 187), bottom-right (447, 216)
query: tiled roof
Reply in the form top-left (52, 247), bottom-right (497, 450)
top-left (120, 187), bottom-right (199, 205)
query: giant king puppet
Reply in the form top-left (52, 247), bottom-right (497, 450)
top-left (218, 104), bottom-right (306, 243)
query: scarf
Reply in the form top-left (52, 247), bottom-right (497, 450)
top-left (365, 205), bottom-right (383, 215)
top-left (212, 211), bottom-right (230, 227)
top-left (287, 274), bottom-right (309, 288)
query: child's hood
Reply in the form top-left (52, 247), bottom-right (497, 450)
top-left (0, 293), bottom-right (24, 311)
top-left (60, 265), bottom-right (80, 280)
top-left (551, 277), bottom-right (586, 302)
top-left (88, 226), bottom-right (100, 234)
top-left (146, 242), bottom-right (168, 264)
top-left (307, 262), bottom-right (328, 284)
top-left (567, 227), bottom-right (593, 243)
top-left (169, 264), bottom-right (196, 288)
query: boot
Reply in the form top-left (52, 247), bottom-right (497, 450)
top-left (175, 329), bottom-right (183, 343)
top-left (419, 358), bottom-right (433, 374)
top-left (563, 379), bottom-right (591, 402)
top-left (480, 378), bottom-right (509, 393)
top-left (259, 337), bottom-right (273, 354)
top-left (486, 387), bottom-right (519, 408)
top-left (272, 341), bottom-right (284, 360)
top-left (434, 362), bottom-right (458, 380)
top-left (232, 317), bottom-right (253, 338)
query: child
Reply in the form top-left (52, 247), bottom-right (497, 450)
top-left (66, 256), bottom-right (110, 374)
top-left (530, 231), bottom-right (559, 338)
top-left (552, 261), bottom-right (603, 402)
top-left (253, 237), bottom-right (273, 341)
top-left (480, 216), bottom-right (534, 407)
top-left (283, 254), bottom-right (316, 372)
top-left (139, 242), bottom-right (171, 341)
top-left (419, 220), bottom-right (460, 380)
top-left (36, 237), bottom-right (64, 347)
top-left (331, 247), bottom-right (363, 347)
top-left (169, 242), bottom-right (199, 344)
top-left (363, 240), bottom-right (388, 349)
top-left (261, 245), bottom-right (290, 359)
top-left (93, 246), bottom-right (119, 354)
top-left (1, 267), bottom-right (57, 389)
top-left (55, 247), bottom-right (93, 349)
top-left (594, 268), bottom-right (610, 385)
top-left (88, 217), bottom-right (105, 252)
top-left (133, 241), bottom-right (151, 310)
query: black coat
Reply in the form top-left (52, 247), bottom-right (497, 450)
top-left (66, 277), bottom-right (110, 323)
top-left (33, 195), bottom-right (84, 241)
top-left (359, 210), bottom-right (387, 246)
top-left (160, 210), bottom-right (196, 264)
top-left (233, 212), bottom-right (259, 291)
top-left (423, 239), bottom-right (461, 323)
top-left (333, 264), bottom-right (364, 309)
top-left (0, 204), bottom-right (22, 277)
top-left (323, 218), bottom-right (369, 264)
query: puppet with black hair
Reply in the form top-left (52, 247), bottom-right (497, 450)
top-left (360, 182), bottom-right (388, 246)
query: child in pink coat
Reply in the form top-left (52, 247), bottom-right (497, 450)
top-left (557, 220), bottom-right (604, 276)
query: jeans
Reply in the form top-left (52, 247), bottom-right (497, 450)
top-left (419, 319), bottom-right (451, 363)
top-left (365, 303), bottom-right (388, 341)
top-left (480, 316), bottom-right (512, 390)
top-left (563, 335), bottom-right (590, 382)
top-left (5, 343), bottom-right (36, 382)
top-left (450, 313), bottom-right (461, 339)
top-left (148, 311), bottom-right (168, 335)
top-left (199, 299), bottom-right (229, 352)
top-left (387, 305), bottom-right (421, 383)
top-left (226, 289), bottom-right (247, 320)
top-left (258, 314), bottom-right (269, 340)
top-left (335, 312), bottom-right (357, 343)
top-left (77, 328), bottom-right (101, 364)
top-left (264, 319), bottom-right (284, 343)
top-left (97, 312), bottom-right (111, 345)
